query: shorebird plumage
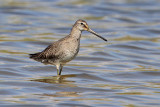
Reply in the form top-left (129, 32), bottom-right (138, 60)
top-left (29, 19), bottom-right (107, 75)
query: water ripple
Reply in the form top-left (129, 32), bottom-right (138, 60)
top-left (0, 0), bottom-right (160, 106)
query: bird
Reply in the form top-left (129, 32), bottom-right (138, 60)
top-left (29, 19), bottom-right (107, 75)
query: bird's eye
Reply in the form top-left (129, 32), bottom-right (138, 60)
top-left (80, 23), bottom-right (84, 25)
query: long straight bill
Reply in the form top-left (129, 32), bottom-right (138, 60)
top-left (88, 29), bottom-right (107, 42)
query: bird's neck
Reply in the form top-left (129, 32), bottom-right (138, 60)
top-left (70, 26), bottom-right (82, 39)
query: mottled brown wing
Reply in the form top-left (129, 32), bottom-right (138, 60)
top-left (29, 42), bottom-right (61, 62)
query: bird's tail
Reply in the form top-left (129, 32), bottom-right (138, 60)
top-left (29, 53), bottom-right (40, 59)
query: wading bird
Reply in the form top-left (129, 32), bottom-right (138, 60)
top-left (29, 19), bottom-right (107, 75)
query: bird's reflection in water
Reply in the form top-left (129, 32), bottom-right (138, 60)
top-left (41, 91), bottom-right (81, 98)
top-left (31, 74), bottom-right (81, 98)
top-left (30, 74), bottom-right (76, 85)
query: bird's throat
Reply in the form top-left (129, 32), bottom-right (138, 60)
top-left (70, 27), bottom-right (82, 39)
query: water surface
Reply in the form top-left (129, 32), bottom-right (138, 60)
top-left (0, 0), bottom-right (160, 107)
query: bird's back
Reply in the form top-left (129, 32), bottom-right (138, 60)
top-left (29, 35), bottom-right (80, 65)
top-left (29, 36), bottom-right (67, 63)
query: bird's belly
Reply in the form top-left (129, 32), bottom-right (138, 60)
top-left (60, 49), bottom-right (78, 63)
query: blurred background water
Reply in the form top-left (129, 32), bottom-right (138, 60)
top-left (0, 0), bottom-right (160, 107)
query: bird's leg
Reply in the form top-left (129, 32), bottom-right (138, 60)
top-left (59, 64), bottom-right (63, 75)
top-left (56, 64), bottom-right (60, 75)
top-left (56, 64), bottom-right (63, 75)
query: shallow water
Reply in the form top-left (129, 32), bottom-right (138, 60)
top-left (0, 0), bottom-right (160, 107)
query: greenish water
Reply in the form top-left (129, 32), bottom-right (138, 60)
top-left (0, 0), bottom-right (160, 107)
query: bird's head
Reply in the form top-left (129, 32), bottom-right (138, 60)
top-left (74, 19), bottom-right (107, 42)
top-left (75, 19), bottom-right (89, 31)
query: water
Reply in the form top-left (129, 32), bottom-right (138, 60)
top-left (0, 0), bottom-right (160, 106)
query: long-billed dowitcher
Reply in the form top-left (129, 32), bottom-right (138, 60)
top-left (29, 19), bottom-right (107, 75)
